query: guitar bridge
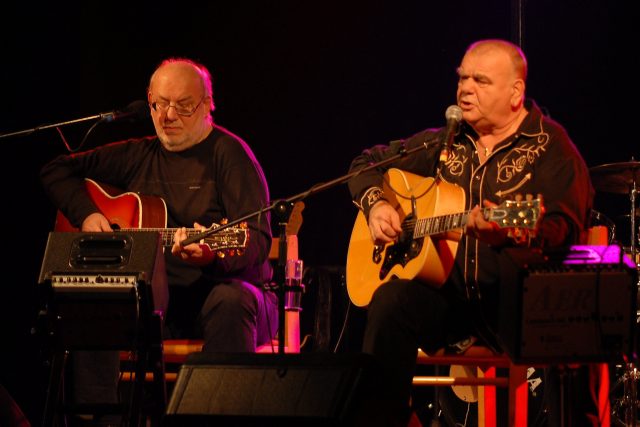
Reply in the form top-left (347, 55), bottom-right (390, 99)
top-left (372, 244), bottom-right (384, 264)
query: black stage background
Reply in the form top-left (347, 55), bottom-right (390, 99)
top-left (0, 1), bottom-right (632, 424)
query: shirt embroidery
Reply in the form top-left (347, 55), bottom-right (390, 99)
top-left (495, 123), bottom-right (549, 184)
top-left (444, 145), bottom-right (468, 177)
top-left (361, 187), bottom-right (385, 211)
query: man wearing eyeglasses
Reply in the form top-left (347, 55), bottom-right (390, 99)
top-left (40, 58), bottom-right (277, 421)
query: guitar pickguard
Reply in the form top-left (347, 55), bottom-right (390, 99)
top-left (378, 237), bottom-right (424, 280)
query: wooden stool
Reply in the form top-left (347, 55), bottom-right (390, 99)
top-left (412, 346), bottom-right (529, 427)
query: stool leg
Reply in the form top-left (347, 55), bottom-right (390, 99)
top-left (508, 365), bottom-right (528, 426)
top-left (432, 365), bottom-right (442, 423)
top-left (593, 363), bottom-right (610, 427)
top-left (479, 366), bottom-right (496, 427)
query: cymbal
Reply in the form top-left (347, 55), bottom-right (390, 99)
top-left (590, 161), bottom-right (640, 194)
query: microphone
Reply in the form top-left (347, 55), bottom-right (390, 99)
top-left (438, 105), bottom-right (463, 163)
top-left (99, 100), bottom-right (150, 123)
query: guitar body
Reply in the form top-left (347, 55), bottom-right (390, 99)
top-left (347, 168), bottom-right (465, 307)
top-left (54, 178), bottom-right (168, 231)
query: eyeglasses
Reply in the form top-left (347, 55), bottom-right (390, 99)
top-left (150, 96), bottom-right (205, 117)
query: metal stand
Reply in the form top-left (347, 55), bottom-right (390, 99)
top-left (623, 364), bottom-right (639, 426)
top-left (41, 350), bottom-right (69, 427)
top-left (630, 184), bottom-right (638, 268)
top-left (41, 345), bottom-right (151, 427)
top-left (273, 200), bottom-right (293, 354)
top-left (622, 173), bottom-right (639, 426)
top-left (38, 231), bottom-right (168, 427)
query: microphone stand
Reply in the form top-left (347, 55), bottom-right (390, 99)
top-left (180, 140), bottom-right (436, 354)
top-left (0, 113), bottom-right (112, 139)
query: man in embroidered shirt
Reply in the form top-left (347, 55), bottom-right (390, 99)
top-left (347, 39), bottom-right (596, 426)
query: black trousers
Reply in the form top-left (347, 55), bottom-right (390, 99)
top-left (362, 278), bottom-right (474, 425)
top-left (362, 278), bottom-right (601, 426)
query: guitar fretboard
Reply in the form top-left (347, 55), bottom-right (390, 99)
top-left (409, 207), bottom-right (507, 238)
top-left (119, 228), bottom-right (219, 247)
top-left (409, 201), bottom-right (538, 238)
top-left (411, 211), bottom-right (469, 238)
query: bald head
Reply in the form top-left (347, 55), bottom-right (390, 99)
top-left (465, 39), bottom-right (528, 82)
top-left (149, 58), bottom-right (215, 113)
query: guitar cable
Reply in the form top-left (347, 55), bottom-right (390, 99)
top-left (332, 298), bottom-right (352, 354)
top-left (380, 171), bottom-right (439, 204)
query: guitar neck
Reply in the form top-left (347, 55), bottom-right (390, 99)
top-left (412, 207), bottom-right (498, 238)
top-left (119, 227), bottom-right (201, 247)
top-left (412, 211), bottom-right (469, 238)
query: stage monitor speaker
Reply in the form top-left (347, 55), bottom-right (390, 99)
top-left (38, 231), bottom-right (168, 349)
top-left (498, 245), bottom-right (638, 364)
top-left (164, 352), bottom-right (391, 427)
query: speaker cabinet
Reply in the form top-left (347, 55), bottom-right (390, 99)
top-left (499, 245), bottom-right (638, 364)
top-left (164, 352), bottom-right (389, 426)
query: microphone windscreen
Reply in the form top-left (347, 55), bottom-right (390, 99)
top-left (121, 100), bottom-right (150, 120)
top-left (445, 105), bottom-right (463, 122)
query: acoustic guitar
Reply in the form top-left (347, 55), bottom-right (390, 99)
top-left (346, 168), bottom-right (543, 307)
top-left (54, 178), bottom-right (249, 256)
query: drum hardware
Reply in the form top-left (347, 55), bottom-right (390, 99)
top-left (617, 214), bottom-right (640, 263)
top-left (590, 159), bottom-right (639, 264)
top-left (611, 362), bottom-right (640, 426)
top-left (590, 159), bottom-right (640, 425)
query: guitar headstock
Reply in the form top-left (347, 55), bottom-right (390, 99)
top-left (488, 194), bottom-right (544, 235)
top-left (202, 221), bottom-right (249, 257)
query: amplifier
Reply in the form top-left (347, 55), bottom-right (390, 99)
top-left (38, 231), bottom-right (168, 349)
top-left (498, 245), bottom-right (638, 364)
